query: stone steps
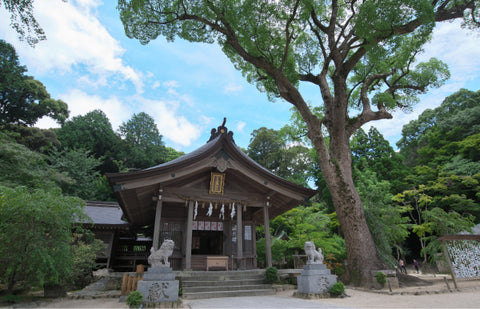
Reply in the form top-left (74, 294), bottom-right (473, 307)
top-left (177, 270), bottom-right (277, 300)
top-left (182, 288), bottom-right (276, 300)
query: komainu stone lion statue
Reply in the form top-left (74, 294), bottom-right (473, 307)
top-left (148, 239), bottom-right (174, 268)
top-left (304, 241), bottom-right (324, 264)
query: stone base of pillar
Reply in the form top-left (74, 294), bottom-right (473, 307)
top-left (296, 264), bottom-right (337, 297)
top-left (137, 267), bottom-right (180, 306)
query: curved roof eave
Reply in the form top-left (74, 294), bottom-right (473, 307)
top-left (106, 129), bottom-right (317, 200)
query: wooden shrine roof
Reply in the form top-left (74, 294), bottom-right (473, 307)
top-left (106, 121), bottom-right (317, 227)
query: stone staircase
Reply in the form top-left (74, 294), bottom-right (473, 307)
top-left (177, 269), bottom-right (277, 300)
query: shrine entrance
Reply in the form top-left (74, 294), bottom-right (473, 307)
top-left (192, 231), bottom-right (223, 255)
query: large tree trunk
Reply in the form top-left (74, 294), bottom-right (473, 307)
top-left (305, 89), bottom-right (386, 286)
top-left (315, 132), bottom-right (385, 286)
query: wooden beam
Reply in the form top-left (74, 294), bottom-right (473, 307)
top-left (152, 198), bottom-right (163, 250)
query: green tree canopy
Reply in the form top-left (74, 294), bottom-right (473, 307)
top-left (49, 148), bottom-right (106, 200)
top-left (351, 127), bottom-right (411, 193)
top-left (0, 40), bottom-right (69, 126)
top-left (0, 131), bottom-right (60, 189)
top-left (56, 109), bottom-right (121, 173)
top-left (118, 112), bottom-right (167, 169)
top-left (118, 0), bottom-right (479, 285)
top-left (247, 126), bottom-right (313, 186)
top-left (398, 88), bottom-right (480, 167)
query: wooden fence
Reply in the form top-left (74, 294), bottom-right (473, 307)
top-left (121, 264), bottom-right (144, 296)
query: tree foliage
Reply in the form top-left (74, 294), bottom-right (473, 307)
top-left (56, 109), bottom-right (120, 173)
top-left (118, 112), bottom-right (167, 169)
top-left (0, 186), bottom-right (87, 292)
top-left (398, 88), bottom-right (480, 167)
top-left (0, 40), bottom-right (69, 126)
top-left (266, 203), bottom-right (346, 272)
top-left (247, 126), bottom-right (313, 186)
top-left (0, 131), bottom-right (60, 189)
top-left (49, 148), bottom-right (107, 200)
top-left (351, 127), bottom-right (411, 193)
top-left (393, 184), bottom-right (475, 263)
top-left (0, 0), bottom-right (46, 46)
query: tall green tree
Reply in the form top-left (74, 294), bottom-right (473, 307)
top-left (0, 40), bottom-right (69, 126)
top-left (247, 127), bottom-right (284, 173)
top-left (247, 126), bottom-right (313, 186)
top-left (118, 112), bottom-right (167, 169)
top-left (118, 0), bottom-right (478, 285)
top-left (56, 109), bottom-right (121, 173)
top-left (351, 127), bottom-right (410, 193)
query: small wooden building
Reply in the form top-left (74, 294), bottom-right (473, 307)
top-left (105, 122), bottom-right (316, 271)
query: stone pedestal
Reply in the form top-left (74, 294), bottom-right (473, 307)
top-left (297, 264), bottom-right (337, 296)
top-left (137, 267), bottom-right (179, 305)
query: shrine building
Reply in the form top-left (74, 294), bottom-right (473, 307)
top-left (97, 121), bottom-right (316, 271)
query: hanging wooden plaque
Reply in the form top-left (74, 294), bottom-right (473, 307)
top-left (209, 172), bottom-right (225, 195)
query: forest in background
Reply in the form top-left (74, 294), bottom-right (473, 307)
top-left (1, 38), bottom-right (479, 286)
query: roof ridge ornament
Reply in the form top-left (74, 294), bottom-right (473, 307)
top-left (208, 117), bottom-right (234, 142)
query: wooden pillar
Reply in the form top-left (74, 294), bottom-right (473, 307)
top-left (252, 221), bottom-right (257, 268)
top-left (263, 203), bottom-right (272, 268)
top-left (185, 200), bottom-right (194, 270)
top-left (106, 231), bottom-right (115, 268)
top-left (152, 199), bottom-right (163, 250)
top-left (236, 203), bottom-right (243, 269)
top-left (441, 240), bottom-right (458, 289)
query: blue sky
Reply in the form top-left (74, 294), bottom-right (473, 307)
top-left (1, 1), bottom-right (479, 153)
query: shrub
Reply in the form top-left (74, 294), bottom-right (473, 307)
top-left (264, 267), bottom-right (279, 283)
top-left (126, 291), bottom-right (143, 308)
top-left (67, 232), bottom-right (105, 289)
top-left (329, 282), bottom-right (345, 296)
top-left (1, 294), bottom-right (23, 304)
top-left (375, 271), bottom-right (387, 284)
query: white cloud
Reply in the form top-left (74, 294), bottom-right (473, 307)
top-left (163, 80), bottom-right (180, 88)
top-left (152, 81), bottom-right (161, 89)
top-left (136, 96), bottom-right (201, 147)
top-left (35, 89), bottom-right (132, 130)
top-left (61, 89), bottom-right (132, 129)
top-left (224, 83), bottom-right (243, 94)
top-left (235, 121), bottom-right (247, 133)
top-left (0, 0), bottom-right (144, 93)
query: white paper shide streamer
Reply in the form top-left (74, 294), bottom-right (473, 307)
top-left (220, 203), bottom-right (225, 220)
top-left (194, 201), bottom-right (198, 220)
top-left (207, 202), bottom-right (213, 217)
top-left (231, 202), bottom-right (236, 219)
